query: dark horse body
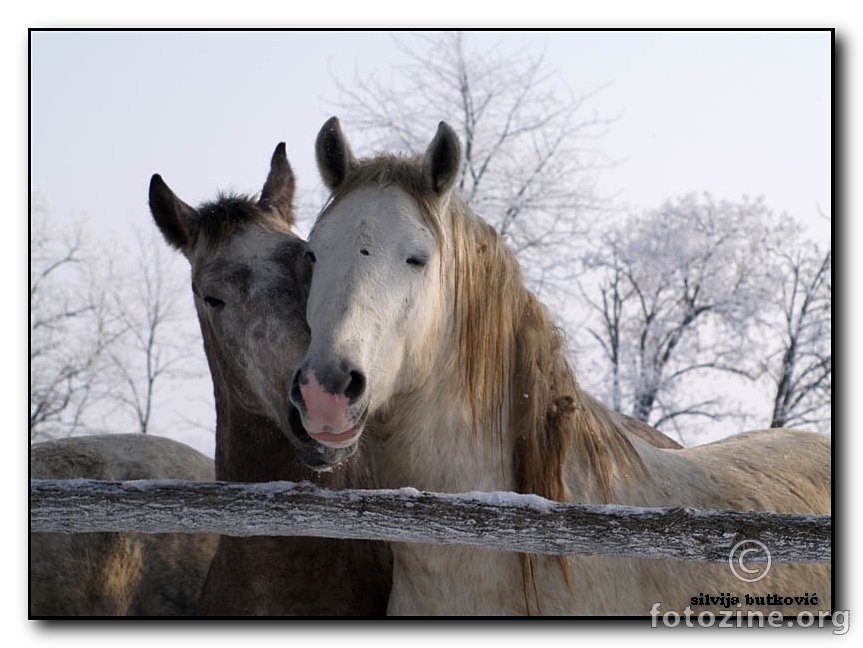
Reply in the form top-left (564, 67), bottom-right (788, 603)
top-left (149, 143), bottom-right (391, 615)
top-left (30, 434), bottom-right (218, 616)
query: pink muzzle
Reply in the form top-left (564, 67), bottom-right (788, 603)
top-left (299, 373), bottom-right (361, 448)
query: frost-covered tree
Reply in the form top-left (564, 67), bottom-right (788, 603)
top-left (30, 203), bottom-right (206, 440)
top-left (580, 194), bottom-right (775, 437)
top-left (331, 31), bottom-right (612, 316)
top-left (761, 233), bottom-right (831, 431)
top-left (30, 200), bottom-right (120, 440)
top-left (103, 230), bottom-right (203, 435)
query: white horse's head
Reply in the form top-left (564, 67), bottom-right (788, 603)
top-left (289, 118), bottom-right (461, 461)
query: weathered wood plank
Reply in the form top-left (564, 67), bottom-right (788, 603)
top-left (29, 479), bottom-right (830, 563)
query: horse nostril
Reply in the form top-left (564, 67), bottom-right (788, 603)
top-left (344, 369), bottom-right (366, 403)
top-left (289, 368), bottom-right (306, 407)
top-left (294, 359), bottom-right (366, 404)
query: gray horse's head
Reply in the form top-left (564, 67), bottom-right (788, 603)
top-left (150, 144), bottom-right (356, 468)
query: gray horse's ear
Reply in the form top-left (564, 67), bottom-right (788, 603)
top-left (149, 174), bottom-right (197, 251)
top-left (259, 142), bottom-right (296, 227)
top-left (423, 121), bottom-right (461, 196)
top-left (316, 117), bottom-right (356, 191)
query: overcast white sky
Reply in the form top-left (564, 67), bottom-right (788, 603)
top-left (30, 30), bottom-right (830, 246)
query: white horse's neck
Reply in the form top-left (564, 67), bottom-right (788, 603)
top-left (373, 371), bottom-right (517, 493)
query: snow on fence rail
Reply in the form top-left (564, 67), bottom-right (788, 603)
top-left (29, 478), bottom-right (830, 563)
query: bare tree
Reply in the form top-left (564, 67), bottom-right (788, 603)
top-left (761, 237), bottom-right (831, 431)
top-left (31, 198), bottom-right (210, 443)
top-left (30, 199), bottom-right (120, 440)
top-left (578, 244), bottom-right (630, 412)
top-left (103, 229), bottom-right (201, 435)
top-left (331, 31), bottom-right (613, 313)
top-left (579, 194), bottom-right (776, 438)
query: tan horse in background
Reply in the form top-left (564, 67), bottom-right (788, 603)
top-left (288, 117), bottom-right (830, 616)
top-left (30, 434), bottom-right (217, 616)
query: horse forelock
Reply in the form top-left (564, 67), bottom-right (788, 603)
top-left (315, 154), bottom-right (445, 242)
top-left (194, 193), bottom-right (289, 251)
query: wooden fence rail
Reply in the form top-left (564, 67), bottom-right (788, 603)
top-left (29, 478), bottom-right (831, 564)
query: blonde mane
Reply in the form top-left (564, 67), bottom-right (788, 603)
top-left (444, 198), bottom-right (647, 613)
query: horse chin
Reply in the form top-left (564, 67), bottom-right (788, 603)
top-left (285, 405), bottom-right (359, 471)
top-left (298, 441), bottom-right (359, 472)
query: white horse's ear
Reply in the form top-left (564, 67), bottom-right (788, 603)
top-left (259, 142), bottom-right (296, 227)
top-left (149, 174), bottom-right (197, 251)
top-left (316, 117), bottom-right (357, 191)
top-left (423, 121), bottom-right (462, 196)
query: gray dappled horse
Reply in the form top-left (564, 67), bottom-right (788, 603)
top-left (148, 143), bottom-right (391, 615)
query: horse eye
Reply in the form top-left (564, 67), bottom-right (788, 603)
top-left (203, 296), bottom-right (225, 309)
top-left (306, 251), bottom-right (317, 263)
top-left (406, 256), bottom-right (428, 268)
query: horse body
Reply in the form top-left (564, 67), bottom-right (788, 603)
top-left (290, 117), bottom-right (831, 616)
top-left (30, 434), bottom-right (218, 616)
top-left (558, 427), bottom-right (831, 616)
top-left (373, 375), bottom-right (831, 617)
top-left (149, 144), bottom-right (391, 616)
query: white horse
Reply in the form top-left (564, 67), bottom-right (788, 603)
top-left (288, 117), bottom-right (831, 616)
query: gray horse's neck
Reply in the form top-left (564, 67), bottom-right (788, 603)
top-left (213, 397), bottom-right (304, 482)
top-left (202, 391), bottom-right (392, 616)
